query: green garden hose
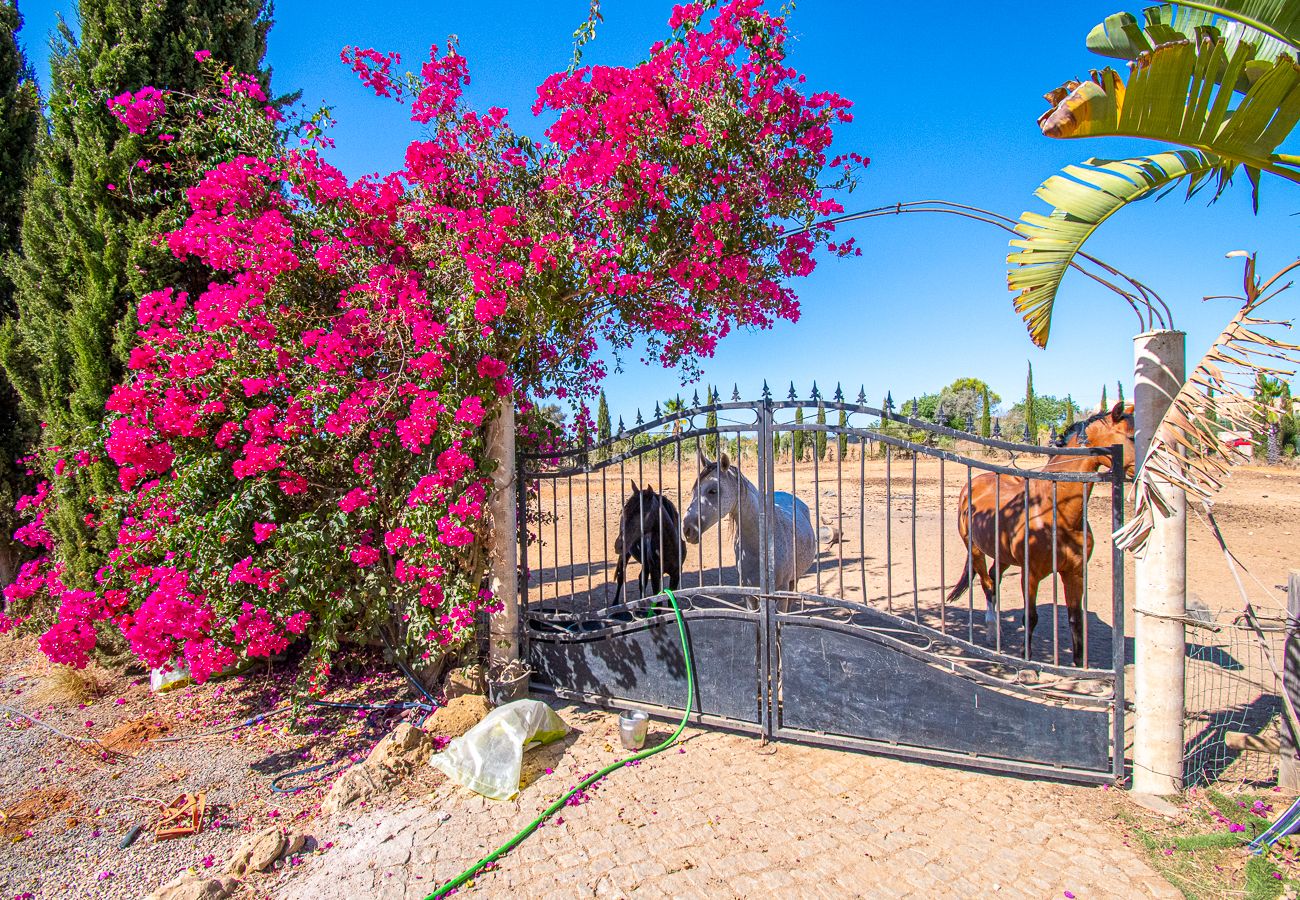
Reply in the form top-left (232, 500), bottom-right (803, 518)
top-left (424, 588), bottom-right (695, 899)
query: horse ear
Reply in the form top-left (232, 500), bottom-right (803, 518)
top-left (719, 452), bottom-right (731, 470)
top-left (630, 479), bottom-right (639, 493)
top-left (1109, 401), bottom-right (1125, 423)
top-left (695, 446), bottom-right (710, 470)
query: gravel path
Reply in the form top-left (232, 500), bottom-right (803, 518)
top-left (0, 638), bottom-right (424, 899)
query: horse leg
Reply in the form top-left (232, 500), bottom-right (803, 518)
top-left (613, 552), bottom-right (627, 605)
top-left (1063, 571), bottom-right (1086, 667)
top-left (1021, 568), bottom-right (1042, 659)
top-left (971, 547), bottom-right (997, 632)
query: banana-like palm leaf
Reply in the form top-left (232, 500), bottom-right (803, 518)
top-left (1008, 150), bottom-right (1225, 347)
top-left (1008, 37), bottom-right (1300, 347)
top-left (1088, 2), bottom-right (1300, 87)
top-left (1115, 257), bottom-right (1300, 555)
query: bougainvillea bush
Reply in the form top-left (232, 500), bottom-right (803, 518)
top-left (2, 0), bottom-right (866, 688)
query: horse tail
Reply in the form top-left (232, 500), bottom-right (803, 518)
top-left (946, 560), bottom-right (972, 605)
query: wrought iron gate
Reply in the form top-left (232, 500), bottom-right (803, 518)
top-left (518, 387), bottom-right (1127, 783)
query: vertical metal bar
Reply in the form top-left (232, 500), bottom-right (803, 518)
top-left (966, 465), bottom-right (974, 644)
top-left (1082, 471), bottom-right (1091, 669)
top-left (601, 460), bottom-right (608, 605)
top-left (1052, 480), bottom-right (1060, 666)
top-left (938, 457), bottom-right (945, 635)
top-left (885, 445), bottom-right (893, 613)
top-left (564, 472), bottom-right (575, 603)
top-left (1110, 444), bottom-right (1127, 784)
top-left (812, 428), bottom-right (822, 596)
top-left (656, 447), bottom-right (666, 597)
top-left (1023, 477), bottom-right (1032, 661)
top-left (837, 422), bottom-right (845, 600)
top-left (549, 478), bottom-right (558, 604)
top-left (758, 401), bottom-right (774, 740)
top-left (859, 436), bottom-right (867, 603)
top-left (675, 434), bottom-right (683, 592)
top-left (790, 421), bottom-right (798, 596)
top-left (911, 454), bottom-right (919, 623)
top-left (637, 454), bottom-right (645, 602)
top-left (993, 474), bottom-right (1001, 653)
top-left (517, 461), bottom-right (530, 631)
top-left (716, 433), bottom-right (724, 588)
top-left (584, 465), bottom-right (593, 609)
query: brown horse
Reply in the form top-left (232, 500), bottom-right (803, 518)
top-left (946, 402), bottom-right (1135, 665)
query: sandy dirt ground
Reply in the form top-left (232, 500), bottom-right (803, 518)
top-left (0, 457), bottom-right (1294, 899)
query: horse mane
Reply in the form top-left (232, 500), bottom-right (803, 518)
top-left (1053, 405), bottom-right (1134, 447)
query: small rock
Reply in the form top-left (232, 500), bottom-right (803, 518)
top-left (364, 723), bottom-right (434, 776)
top-left (147, 875), bottom-right (238, 900)
top-left (444, 664), bottom-right (486, 700)
top-left (321, 764), bottom-right (387, 818)
top-left (226, 826), bottom-right (289, 876)
top-left (428, 694), bottom-right (491, 738)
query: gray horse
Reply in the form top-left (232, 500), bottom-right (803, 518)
top-left (681, 450), bottom-right (816, 591)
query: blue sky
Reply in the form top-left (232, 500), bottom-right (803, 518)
top-left (18, 1), bottom-right (1298, 423)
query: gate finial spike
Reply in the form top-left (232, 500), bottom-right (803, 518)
top-left (711, 385), bottom-right (720, 404)
top-left (787, 381), bottom-right (797, 401)
top-left (993, 417), bottom-right (1001, 437)
top-left (856, 385), bottom-right (867, 405)
top-left (1022, 421), bottom-right (1032, 442)
top-left (935, 400), bottom-right (945, 424)
top-left (834, 382), bottom-right (844, 403)
top-left (618, 415), bottom-right (626, 435)
top-left (1050, 423), bottom-right (1058, 442)
top-left (761, 380), bottom-right (771, 401)
top-left (731, 383), bottom-right (741, 402)
top-left (811, 381), bottom-right (821, 401)
top-left (692, 389), bottom-right (700, 407)
top-left (654, 401), bottom-right (662, 419)
top-left (966, 412), bottom-right (975, 433)
top-left (636, 409), bottom-right (644, 426)
top-left (885, 391), bottom-right (894, 413)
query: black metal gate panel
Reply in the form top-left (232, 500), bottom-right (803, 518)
top-left (518, 389), bottom-right (1127, 783)
top-left (528, 592), bottom-right (763, 727)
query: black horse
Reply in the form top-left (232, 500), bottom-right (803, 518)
top-left (613, 482), bottom-right (686, 603)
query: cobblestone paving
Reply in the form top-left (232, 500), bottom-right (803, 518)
top-left (275, 704), bottom-right (1180, 900)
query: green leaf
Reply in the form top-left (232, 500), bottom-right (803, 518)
top-left (1007, 150), bottom-right (1223, 347)
top-left (1088, 3), bottom-right (1300, 79)
top-left (1011, 36), bottom-right (1300, 346)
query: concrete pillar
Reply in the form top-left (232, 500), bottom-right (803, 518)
top-left (1281, 572), bottom-right (1300, 792)
top-left (1132, 329), bottom-right (1187, 795)
top-left (486, 398), bottom-right (521, 672)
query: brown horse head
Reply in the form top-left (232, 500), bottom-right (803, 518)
top-left (1056, 402), bottom-right (1135, 477)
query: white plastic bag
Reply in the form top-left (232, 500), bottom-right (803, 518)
top-left (429, 699), bottom-right (568, 800)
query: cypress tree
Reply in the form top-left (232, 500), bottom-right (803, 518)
top-left (1100, 385), bottom-right (1108, 412)
top-left (0, 0), bottom-right (40, 586)
top-left (815, 402), bottom-right (827, 460)
top-left (1117, 380), bottom-right (1124, 406)
top-left (704, 385), bottom-right (718, 457)
top-left (837, 408), bottom-right (847, 458)
top-left (979, 386), bottom-right (991, 438)
top-left (1025, 362), bottom-right (1038, 442)
top-left (0, 0), bottom-right (279, 585)
top-left (596, 390), bottom-right (610, 443)
top-left (792, 407), bottom-right (805, 460)
top-left (1064, 394), bottom-right (1075, 427)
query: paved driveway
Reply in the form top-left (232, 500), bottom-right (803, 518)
top-left (276, 704), bottom-right (1179, 900)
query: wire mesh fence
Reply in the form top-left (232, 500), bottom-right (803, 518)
top-left (1183, 604), bottom-right (1290, 788)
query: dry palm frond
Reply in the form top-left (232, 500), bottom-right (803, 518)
top-left (1115, 255), bottom-right (1300, 555)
